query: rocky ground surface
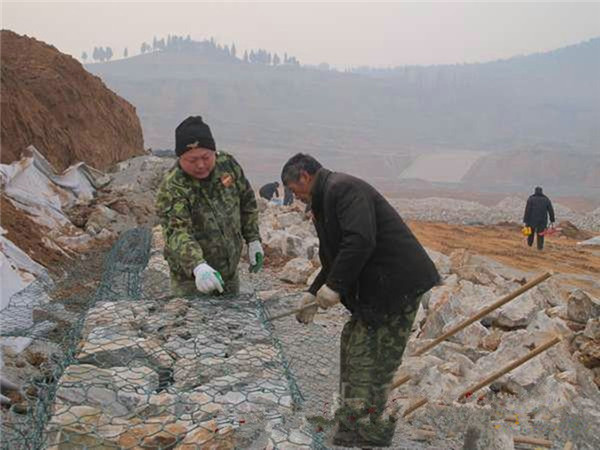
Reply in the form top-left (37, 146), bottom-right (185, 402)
top-left (2, 155), bottom-right (599, 449)
top-left (389, 196), bottom-right (600, 232)
top-left (257, 198), bottom-right (600, 450)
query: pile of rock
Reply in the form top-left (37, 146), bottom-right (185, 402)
top-left (389, 196), bottom-right (600, 231)
top-left (258, 199), bottom-right (320, 285)
top-left (257, 201), bottom-right (600, 447)
top-left (395, 249), bottom-right (600, 448)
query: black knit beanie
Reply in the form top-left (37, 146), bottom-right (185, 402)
top-left (175, 116), bottom-right (216, 156)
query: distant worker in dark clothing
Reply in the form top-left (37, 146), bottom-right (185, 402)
top-left (523, 186), bottom-right (555, 250)
top-left (259, 181), bottom-right (280, 201)
top-left (283, 186), bottom-right (294, 206)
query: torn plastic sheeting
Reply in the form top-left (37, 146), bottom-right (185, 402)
top-left (0, 231), bottom-right (50, 311)
top-left (0, 145), bottom-right (110, 210)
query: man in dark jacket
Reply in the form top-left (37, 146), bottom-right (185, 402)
top-left (259, 181), bottom-right (280, 201)
top-left (523, 186), bottom-right (555, 250)
top-left (283, 186), bottom-right (294, 206)
top-left (281, 153), bottom-right (440, 447)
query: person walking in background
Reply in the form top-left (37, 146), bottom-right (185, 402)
top-left (282, 153), bottom-right (440, 447)
top-left (259, 181), bottom-right (280, 202)
top-left (523, 186), bottom-right (555, 250)
top-left (283, 185), bottom-right (294, 206)
top-left (156, 116), bottom-right (264, 296)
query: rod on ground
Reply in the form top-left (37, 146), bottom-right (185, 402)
top-left (401, 334), bottom-right (561, 418)
top-left (268, 301), bottom-right (318, 321)
top-left (412, 272), bottom-right (552, 356)
top-left (458, 334), bottom-right (561, 400)
top-left (513, 435), bottom-right (552, 448)
top-left (402, 397), bottom-right (428, 418)
top-left (391, 373), bottom-right (412, 391)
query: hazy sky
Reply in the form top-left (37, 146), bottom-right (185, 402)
top-left (2, 1), bottom-right (599, 67)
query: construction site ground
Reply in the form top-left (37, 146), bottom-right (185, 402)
top-left (408, 220), bottom-right (600, 298)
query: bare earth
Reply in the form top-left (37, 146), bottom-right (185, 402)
top-left (409, 220), bottom-right (600, 298)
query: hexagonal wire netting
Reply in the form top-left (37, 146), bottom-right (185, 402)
top-left (0, 227), bottom-right (348, 449)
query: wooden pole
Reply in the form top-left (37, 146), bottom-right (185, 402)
top-left (390, 373), bottom-right (412, 391)
top-left (458, 335), bottom-right (561, 400)
top-left (268, 301), bottom-right (318, 321)
top-left (402, 397), bottom-right (428, 418)
top-left (412, 272), bottom-right (552, 356)
top-left (400, 335), bottom-right (561, 418)
top-left (513, 435), bottom-right (552, 448)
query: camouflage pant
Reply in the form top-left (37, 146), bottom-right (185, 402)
top-left (334, 293), bottom-right (424, 445)
top-left (170, 271), bottom-right (240, 297)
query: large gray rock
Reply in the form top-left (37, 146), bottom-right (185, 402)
top-left (425, 248), bottom-right (451, 275)
top-left (462, 420), bottom-right (514, 450)
top-left (276, 211), bottom-right (305, 229)
top-left (77, 330), bottom-right (174, 369)
top-left (55, 364), bottom-right (157, 416)
top-left (421, 281), bottom-right (495, 338)
top-left (279, 258), bottom-right (314, 284)
top-left (442, 316), bottom-right (489, 347)
top-left (584, 318), bottom-right (600, 340)
top-left (494, 291), bottom-right (543, 329)
top-left (472, 331), bottom-right (564, 395)
top-left (449, 250), bottom-right (531, 286)
top-left (567, 289), bottom-right (600, 323)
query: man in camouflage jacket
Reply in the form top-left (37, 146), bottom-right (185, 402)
top-left (156, 116), bottom-right (263, 296)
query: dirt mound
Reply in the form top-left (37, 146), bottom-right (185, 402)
top-left (558, 220), bottom-right (593, 240)
top-left (0, 30), bottom-right (145, 171)
top-left (0, 196), bottom-right (67, 272)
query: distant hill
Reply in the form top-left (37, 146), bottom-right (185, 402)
top-left (87, 37), bottom-right (600, 195)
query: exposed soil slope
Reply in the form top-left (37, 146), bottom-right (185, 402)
top-left (409, 220), bottom-right (600, 297)
top-left (0, 30), bottom-right (145, 171)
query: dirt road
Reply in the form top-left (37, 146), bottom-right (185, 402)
top-left (409, 220), bottom-right (600, 297)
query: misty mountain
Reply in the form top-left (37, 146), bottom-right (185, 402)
top-left (87, 38), bottom-right (600, 195)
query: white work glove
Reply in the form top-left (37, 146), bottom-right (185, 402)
top-left (316, 284), bottom-right (341, 309)
top-left (248, 240), bottom-right (264, 273)
top-left (296, 292), bottom-right (318, 324)
top-left (193, 263), bottom-right (224, 294)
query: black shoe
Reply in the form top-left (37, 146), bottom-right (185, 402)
top-left (332, 430), bottom-right (383, 448)
top-left (332, 429), bottom-right (393, 448)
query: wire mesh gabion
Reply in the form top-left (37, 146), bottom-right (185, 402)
top-left (0, 227), bottom-right (347, 449)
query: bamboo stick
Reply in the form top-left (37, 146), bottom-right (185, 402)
top-left (513, 435), bottom-right (552, 448)
top-left (390, 373), bottom-right (412, 390)
top-left (458, 335), bottom-right (561, 400)
top-left (268, 301), bottom-right (318, 321)
top-left (401, 335), bottom-right (561, 418)
top-left (412, 272), bottom-right (552, 356)
top-left (402, 397), bottom-right (428, 417)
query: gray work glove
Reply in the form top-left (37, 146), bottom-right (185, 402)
top-left (315, 284), bottom-right (340, 309)
top-left (296, 292), bottom-right (318, 324)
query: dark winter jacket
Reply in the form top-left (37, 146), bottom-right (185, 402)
top-left (308, 168), bottom-right (440, 321)
top-left (283, 186), bottom-right (294, 206)
top-left (259, 182), bottom-right (279, 200)
top-left (523, 187), bottom-right (555, 228)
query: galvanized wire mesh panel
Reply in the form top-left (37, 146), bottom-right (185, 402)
top-left (1, 228), bottom-right (319, 449)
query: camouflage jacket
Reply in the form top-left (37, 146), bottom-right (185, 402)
top-left (156, 151), bottom-right (260, 281)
